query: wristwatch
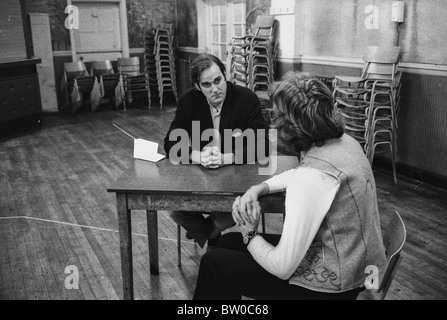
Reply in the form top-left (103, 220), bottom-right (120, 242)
top-left (243, 230), bottom-right (258, 245)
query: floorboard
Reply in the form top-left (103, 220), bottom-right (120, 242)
top-left (1, 105), bottom-right (446, 300)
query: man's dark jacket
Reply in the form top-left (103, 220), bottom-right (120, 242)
top-left (164, 82), bottom-right (270, 163)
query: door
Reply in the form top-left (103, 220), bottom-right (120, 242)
top-left (206, 0), bottom-right (246, 73)
top-left (69, 0), bottom-right (129, 62)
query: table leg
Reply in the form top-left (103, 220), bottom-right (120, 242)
top-left (146, 210), bottom-right (159, 275)
top-left (117, 193), bottom-right (134, 300)
top-left (177, 224), bottom-right (182, 268)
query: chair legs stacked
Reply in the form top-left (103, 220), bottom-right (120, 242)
top-left (62, 61), bottom-right (101, 113)
top-left (365, 79), bottom-right (401, 184)
top-left (333, 46), bottom-right (402, 184)
top-left (118, 57), bottom-right (151, 110)
top-left (230, 40), bottom-right (250, 88)
top-left (333, 75), bottom-right (401, 184)
top-left (144, 24), bottom-right (178, 110)
top-left (248, 37), bottom-right (278, 97)
top-left (229, 15), bottom-right (278, 100)
top-left (91, 60), bottom-right (123, 110)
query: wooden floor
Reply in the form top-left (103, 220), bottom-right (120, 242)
top-left (1, 104), bottom-right (446, 300)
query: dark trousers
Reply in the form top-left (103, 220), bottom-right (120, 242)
top-left (193, 232), bottom-right (363, 300)
top-left (170, 211), bottom-right (235, 248)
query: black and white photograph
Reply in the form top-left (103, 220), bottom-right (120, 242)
top-left (0, 0), bottom-right (446, 305)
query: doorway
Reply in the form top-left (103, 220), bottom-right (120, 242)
top-left (205, 0), bottom-right (246, 72)
top-left (68, 0), bottom-right (129, 62)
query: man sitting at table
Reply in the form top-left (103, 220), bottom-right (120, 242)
top-left (164, 53), bottom-right (270, 251)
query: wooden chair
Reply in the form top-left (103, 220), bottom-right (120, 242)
top-left (247, 15), bottom-right (278, 93)
top-left (231, 15), bottom-right (276, 51)
top-left (117, 57), bottom-right (151, 110)
top-left (90, 60), bottom-right (123, 109)
top-left (357, 210), bottom-right (407, 300)
top-left (378, 210), bottom-right (407, 299)
top-left (243, 210), bottom-right (406, 300)
top-left (333, 46), bottom-right (401, 90)
top-left (61, 61), bottom-right (101, 113)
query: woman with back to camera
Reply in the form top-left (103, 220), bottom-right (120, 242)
top-left (193, 71), bottom-right (387, 300)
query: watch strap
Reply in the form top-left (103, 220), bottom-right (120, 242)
top-left (244, 230), bottom-right (258, 245)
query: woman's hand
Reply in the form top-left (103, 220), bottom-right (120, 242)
top-left (232, 187), bottom-right (259, 223)
top-left (233, 197), bottom-right (261, 234)
top-left (232, 183), bottom-right (269, 224)
top-left (232, 184), bottom-right (267, 234)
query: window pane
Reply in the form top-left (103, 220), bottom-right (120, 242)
top-left (220, 4), bottom-right (227, 23)
top-left (234, 25), bottom-right (242, 37)
top-left (220, 45), bottom-right (227, 59)
top-left (234, 3), bottom-right (242, 22)
top-left (213, 6), bottom-right (219, 22)
top-left (213, 45), bottom-right (219, 57)
top-left (213, 26), bottom-right (219, 42)
top-left (221, 27), bottom-right (226, 43)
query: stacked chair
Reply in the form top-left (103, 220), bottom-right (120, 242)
top-left (230, 15), bottom-right (278, 100)
top-left (61, 61), bottom-right (101, 113)
top-left (90, 60), bottom-right (124, 109)
top-left (144, 24), bottom-right (178, 109)
top-left (117, 57), bottom-right (151, 110)
top-left (332, 46), bottom-right (402, 184)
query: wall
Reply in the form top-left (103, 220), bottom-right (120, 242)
top-left (292, 0), bottom-right (447, 65)
top-left (1, 0), bottom-right (28, 61)
top-left (26, 0), bottom-right (177, 50)
top-left (278, 0), bottom-right (447, 188)
top-left (177, 0), bottom-right (198, 48)
top-left (246, 0), bottom-right (271, 33)
top-left (126, 0), bottom-right (176, 48)
top-left (396, 0), bottom-right (447, 64)
top-left (25, 0), bottom-right (71, 51)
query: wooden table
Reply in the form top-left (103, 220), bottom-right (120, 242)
top-left (107, 156), bottom-right (298, 300)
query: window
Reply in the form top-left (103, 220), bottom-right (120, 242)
top-left (205, 0), bottom-right (246, 70)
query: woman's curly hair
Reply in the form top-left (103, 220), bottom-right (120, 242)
top-left (268, 72), bottom-right (344, 156)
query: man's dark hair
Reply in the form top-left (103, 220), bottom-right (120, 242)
top-left (268, 71), bottom-right (345, 156)
top-left (190, 53), bottom-right (226, 87)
